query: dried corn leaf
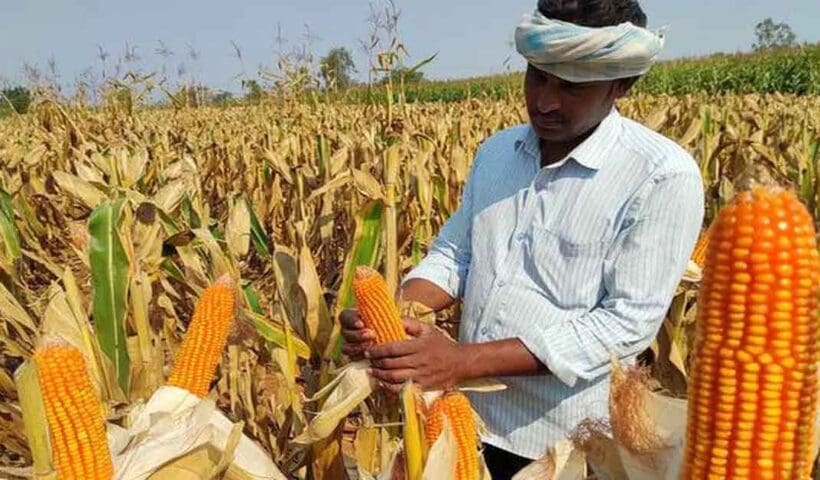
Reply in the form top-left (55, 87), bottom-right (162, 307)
top-left (352, 169), bottom-right (385, 201)
top-left (153, 179), bottom-right (190, 214)
top-left (294, 361), bottom-right (376, 444)
top-left (0, 280), bottom-right (36, 334)
top-left (297, 243), bottom-right (333, 355)
top-left (226, 196), bottom-right (251, 259)
top-left (52, 171), bottom-right (106, 209)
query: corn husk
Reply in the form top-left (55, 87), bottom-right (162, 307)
top-left (293, 360), bottom-right (377, 445)
top-left (422, 416), bottom-right (457, 480)
top-left (112, 386), bottom-right (285, 480)
top-left (569, 420), bottom-right (629, 479)
top-left (606, 360), bottom-right (687, 480)
top-left (512, 440), bottom-right (586, 480)
top-left (356, 437), bottom-right (402, 480)
top-left (295, 358), bottom-right (506, 445)
top-left (679, 259), bottom-right (701, 283)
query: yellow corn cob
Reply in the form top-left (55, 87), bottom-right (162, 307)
top-left (690, 222), bottom-right (713, 268)
top-left (33, 343), bottom-right (113, 480)
top-left (352, 266), bottom-right (407, 344)
top-left (168, 274), bottom-right (236, 397)
top-left (682, 186), bottom-right (819, 480)
top-left (425, 392), bottom-right (480, 480)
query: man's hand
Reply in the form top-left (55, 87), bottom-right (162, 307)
top-left (367, 318), bottom-right (464, 394)
top-left (339, 309), bottom-right (376, 360)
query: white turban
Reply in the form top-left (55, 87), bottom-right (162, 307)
top-left (514, 10), bottom-right (665, 82)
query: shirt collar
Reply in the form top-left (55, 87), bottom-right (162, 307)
top-left (514, 108), bottom-right (622, 171)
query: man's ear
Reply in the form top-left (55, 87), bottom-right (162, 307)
top-left (614, 76), bottom-right (640, 97)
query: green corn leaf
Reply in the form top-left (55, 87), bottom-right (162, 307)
top-left (245, 196), bottom-right (271, 258)
top-left (331, 200), bottom-right (384, 361)
top-left (88, 199), bottom-right (131, 394)
top-left (0, 189), bottom-right (21, 266)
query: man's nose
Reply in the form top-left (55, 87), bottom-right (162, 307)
top-left (534, 81), bottom-right (560, 114)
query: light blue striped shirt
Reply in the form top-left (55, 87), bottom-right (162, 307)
top-left (402, 108), bottom-right (705, 459)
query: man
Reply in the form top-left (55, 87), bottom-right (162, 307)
top-left (341, 1), bottom-right (705, 478)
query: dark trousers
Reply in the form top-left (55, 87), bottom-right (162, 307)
top-left (482, 443), bottom-right (532, 480)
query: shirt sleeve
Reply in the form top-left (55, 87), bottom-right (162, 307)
top-left (515, 172), bottom-right (705, 387)
top-left (399, 147), bottom-right (483, 300)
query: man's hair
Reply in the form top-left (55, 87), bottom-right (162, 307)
top-left (537, 0), bottom-right (647, 28)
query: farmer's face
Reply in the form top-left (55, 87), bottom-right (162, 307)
top-left (524, 64), bottom-right (631, 143)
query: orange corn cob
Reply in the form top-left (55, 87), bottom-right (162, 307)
top-left (168, 274), bottom-right (236, 397)
top-left (691, 222), bottom-right (713, 268)
top-left (352, 266), bottom-right (407, 344)
top-left (425, 392), bottom-right (480, 480)
top-left (33, 343), bottom-right (113, 480)
top-left (682, 186), bottom-right (819, 480)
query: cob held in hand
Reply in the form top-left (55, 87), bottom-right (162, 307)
top-left (352, 266), bottom-right (408, 344)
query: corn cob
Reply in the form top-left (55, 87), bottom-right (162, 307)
top-left (33, 343), bottom-right (113, 480)
top-left (425, 392), bottom-right (480, 480)
top-left (691, 222), bottom-right (713, 268)
top-left (681, 186), bottom-right (819, 480)
top-left (352, 266), bottom-right (407, 344)
top-left (168, 274), bottom-right (236, 397)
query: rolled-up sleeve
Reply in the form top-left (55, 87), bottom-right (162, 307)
top-left (517, 172), bottom-right (705, 387)
top-left (400, 149), bottom-right (482, 299)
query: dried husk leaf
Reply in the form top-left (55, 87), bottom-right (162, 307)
top-left (512, 439), bottom-right (586, 480)
top-left (13, 361), bottom-right (53, 478)
top-left (421, 416), bottom-right (456, 480)
top-left (608, 360), bottom-right (687, 480)
top-left (293, 360), bottom-right (376, 444)
top-left (52, 171), bottom-right (107, 209)
top-left (569, 419), bottom-right (629, 479)
top-left (226, 196), bottom-right (251, 259)
top-left (679, 259), bottom-right (701, 283)
top-left (113, 386), bottom-right (285, 480)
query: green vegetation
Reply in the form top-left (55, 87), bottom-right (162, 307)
top-left (636, 43), bottom-right (818, 95)
top-left (0, 86), bottom-right (32, 118)
top-left (338, 43), bottom-right (819, 103)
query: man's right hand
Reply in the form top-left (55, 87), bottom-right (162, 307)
top-left (339, 308), bottom-right (376, 360)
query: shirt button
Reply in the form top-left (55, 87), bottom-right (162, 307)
top-left (497, 279), bottom-right (506, 287)
top-left (480, 327), bottom-right (489, 335)
top-left (516, 233), bottom-right (525, 241)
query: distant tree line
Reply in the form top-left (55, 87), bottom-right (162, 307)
top-left (0, 86), bottom-right (32, 118)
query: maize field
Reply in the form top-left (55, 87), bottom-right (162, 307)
top-left (0, 88), bottom-right (817, 479)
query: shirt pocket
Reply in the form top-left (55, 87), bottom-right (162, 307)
top-left (526, 225), bottom-right (607, 309)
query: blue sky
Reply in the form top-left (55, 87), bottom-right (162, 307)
top-left (1, 0), bottom-right (818, 93)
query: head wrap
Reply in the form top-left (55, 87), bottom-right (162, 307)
top-left (514, 10), bottom-right (665, 82)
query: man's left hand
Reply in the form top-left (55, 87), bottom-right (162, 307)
top-left (366, 318), bottom-right (464, 394)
